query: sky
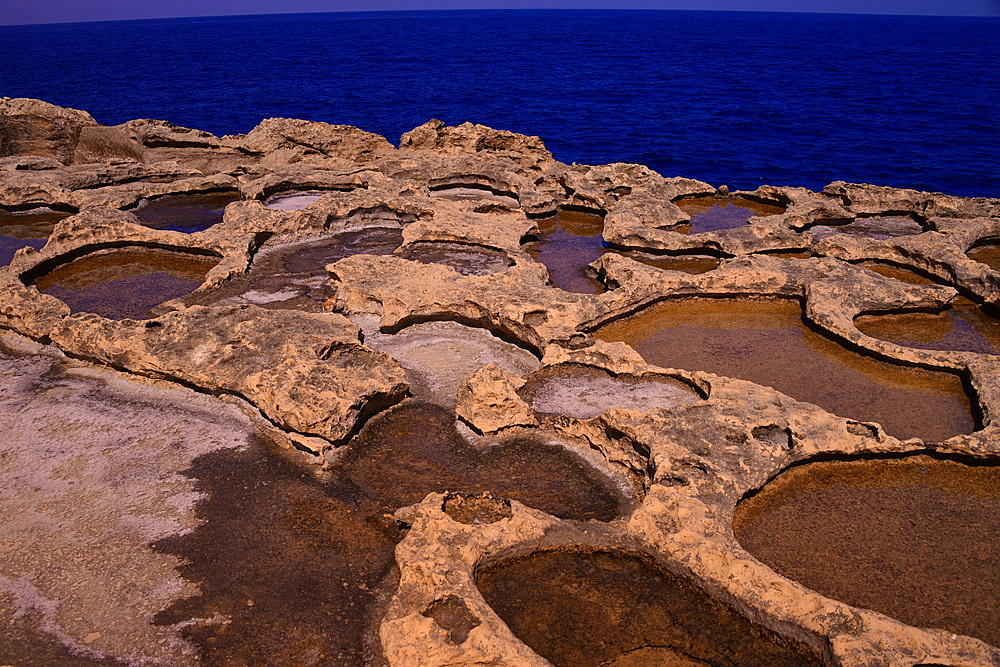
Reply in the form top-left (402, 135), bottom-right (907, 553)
top-left (0, 0), bottom-right (998, 25)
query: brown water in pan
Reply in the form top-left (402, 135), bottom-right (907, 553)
top-left (32, 248), bottom-right (218, 320)
top-left (131, 191), bottom-right (242, 233)
top-left (859, 261), bottom-right (937, 285)
top-left (733, 455), bottom-right (1000, 646)
top-left (0, 207), bottom-right (70, 265)
top-left (673, 196), bottom-right (785, 234)
top-left (476, 548), bottom-right (822, 666)
top-left (154, 402), bottom-right (630, 665)
top-left (524, 209), bottom-right (608, 294)
top-left (594, 297), bottom-right (974, 442)
top-left (617, 251), bottom-right (721, 274)
top-left (855, 297), bottom-right (1000, 356)
top-left (967, 241), bottom-right (1000, 271)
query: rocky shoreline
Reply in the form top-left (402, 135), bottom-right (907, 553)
top-left (1, 97), bottom-right (998, 665)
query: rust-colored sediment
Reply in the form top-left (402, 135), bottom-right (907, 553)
top-left (155, 402), bottom-right (629, 665)
top-left (733, 455), bottom-right (1000, 646)
top-left (859, 261), bottom-right (937, 285)
top-left (594, 297), bottom-right (974, 442)
top-left (476, 548), bottom-right (823, 667)
top-left (33, 248), bottom-right (218, 320)
top-left (620, 251), bottom-right (720, 274)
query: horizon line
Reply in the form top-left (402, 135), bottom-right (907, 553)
top-left (3, 6), bottom-right (998, 28)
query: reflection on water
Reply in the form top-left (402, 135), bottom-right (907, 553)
top-left (132, 191), bottom-right (242, 233)
top-left (674, 195), bottom-right (784, 234)
top-left (33, 248), bottom-right (218, 320)
top-left (594, 297), bottom-right (974, 442)
top-left (524, 209), bottom-right (607, 294)
top-left (734, 455), bottom-right (1000, 646)
top-left (0, 208), bottom-right (70, 265)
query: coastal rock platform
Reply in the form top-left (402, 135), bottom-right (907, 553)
top-left (1, 98), bottom-right (998, 666)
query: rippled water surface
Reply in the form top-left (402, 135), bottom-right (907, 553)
top-left (734, 455), bottom-right (1000, 646)
top-left (1, 10), bottom-right (996, 196)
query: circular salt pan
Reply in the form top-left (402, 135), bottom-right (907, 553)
top-left (263, 192), bottom-right (328, 211)
top-left (526, 365), bottom-right (702, 419)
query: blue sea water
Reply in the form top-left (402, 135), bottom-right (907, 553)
top-left (1, 10), bottom-right (998, 197)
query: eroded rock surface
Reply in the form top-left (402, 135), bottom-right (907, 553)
top-left (2, 99), bottom-right (1000, 666)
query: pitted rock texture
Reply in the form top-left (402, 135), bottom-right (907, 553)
top-left (1, 99), bottom-right (999, 666)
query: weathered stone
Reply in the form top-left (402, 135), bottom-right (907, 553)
top-left (0, 97), bottom-right (97, 164)
top-left (238, 117), bottom-right (395, 161)
top-left (400, 118), bottom-right (553, 168)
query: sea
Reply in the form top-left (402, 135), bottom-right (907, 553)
top-left (1, 9), bottom-right (998, 197)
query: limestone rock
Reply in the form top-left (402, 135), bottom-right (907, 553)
top-left (0, 97), bottom-right (97, 164)
top-left (456, 364), bottom-right (537, 434)
top-left (400, 119), bottom-right (553, 167)
top-left (239, 117), bottom-right (395, 161)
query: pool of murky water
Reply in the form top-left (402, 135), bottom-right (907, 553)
top-left (967, 241), bottom-right (1000, 271)
top-left (131, 191), bottom-right (242, 233)
top-left (593, 297), bottom-right (975, 442)
top-left (524, 209), bottom-right (729, 290)
top-left (32, 247), bottom-right (219, 320)
top-left (476, 548), bottom-right (822, 666)
top-left (618, 250), bottom-right (721, 274)
top-left (855, 297), bottom-right (1000, 356)
top-left (858, 261), bottom-right (936, 285)
top-left (524, 209), bottom-right (608, 293)
top-left (0, 207), bottom-right (71, 265)
top-left (733, 454), bottom-right (1000, 646)
top-left (154, 401), bottom-right (631, 665)
top-left (673, 195), bottom-right (785, 234)
top-left (187, 227), bottom-right (404, 311)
